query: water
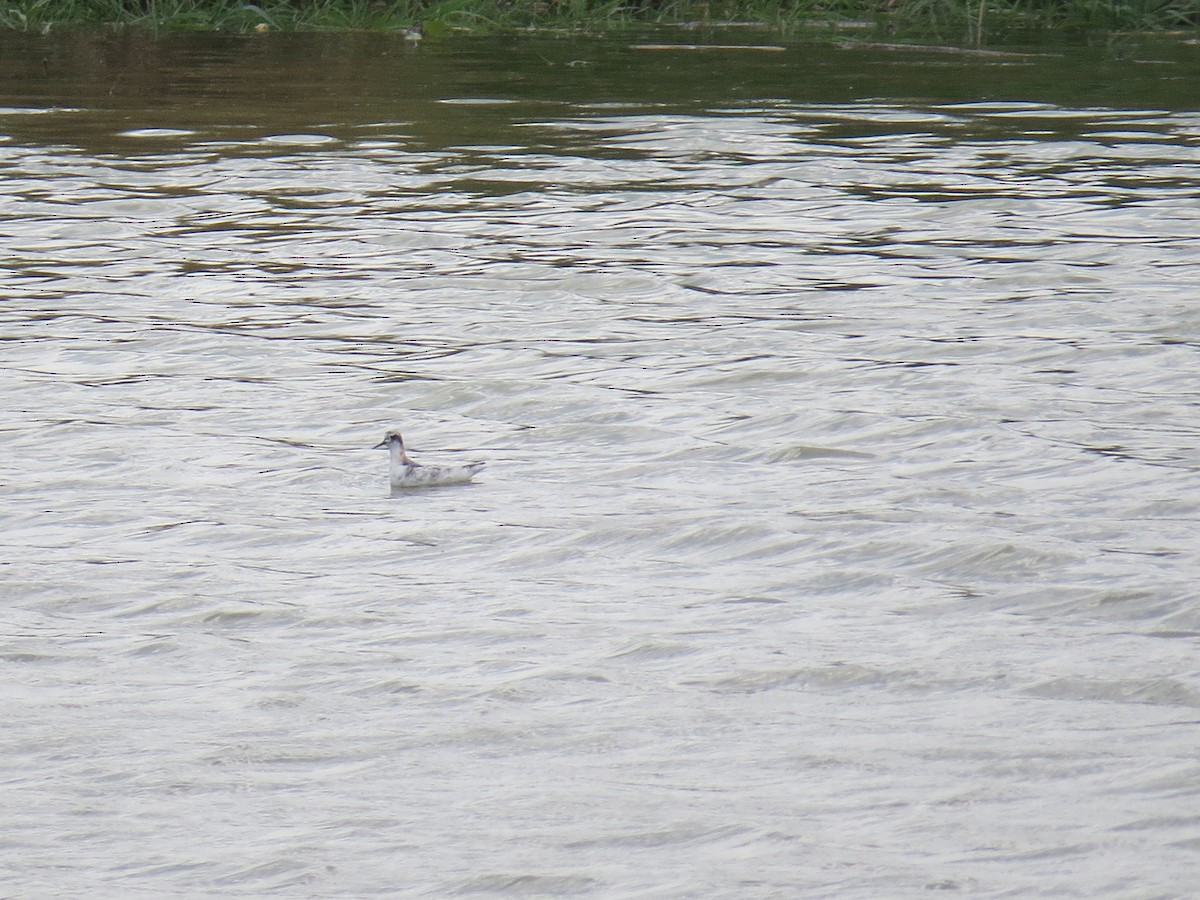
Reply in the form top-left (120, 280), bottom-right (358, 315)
top-left (2, 29), bottom-right (1200, 896)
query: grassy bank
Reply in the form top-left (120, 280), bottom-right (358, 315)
top-left (2, 0), bottom-right (1198, 41)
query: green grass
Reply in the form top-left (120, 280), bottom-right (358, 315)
top-left (0, 0), bottom-right (1197, 38)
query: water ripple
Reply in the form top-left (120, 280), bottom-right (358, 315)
top-left (3, 33), bottom-right (1200, 897)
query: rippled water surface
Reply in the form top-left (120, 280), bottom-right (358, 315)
top-left (3, 30), bottom-right (1200, 896)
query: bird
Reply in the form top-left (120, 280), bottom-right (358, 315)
top-left (373, 430), bottom-right (485, 489)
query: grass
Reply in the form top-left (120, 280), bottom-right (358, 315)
top-left (1, 0), bottom-right (1197, 40)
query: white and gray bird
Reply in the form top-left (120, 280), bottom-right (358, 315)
top-left (373, 430), bottom-right (485, 489)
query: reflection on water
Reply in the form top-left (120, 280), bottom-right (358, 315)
top-left (2, 30), bottom-right (1199, 897)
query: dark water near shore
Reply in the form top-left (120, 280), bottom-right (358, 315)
top-left (2, 29), bottom-right (1199, 897)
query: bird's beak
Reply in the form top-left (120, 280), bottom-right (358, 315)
top-left (372, 440), bottom-right (388, 450)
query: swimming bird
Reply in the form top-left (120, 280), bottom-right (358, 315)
top-left (373, 430), bottom-right (485, 489)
